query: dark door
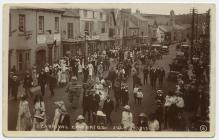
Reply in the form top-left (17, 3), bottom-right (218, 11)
top-left (48, 45), bottom-right (53, 65)
top-left (36, 50), bottom-right (46, 67)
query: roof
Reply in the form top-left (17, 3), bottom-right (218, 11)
top-left (174, 24), bottom-right (184, 30)
top-left (11, 8), bottom-right (65, 13)
top-left (180, 24), bottom-right (192, 30)
top-left (132, 14), bottom-right (148, 22)
top-left (129, 20), bottom-right (138, 29)
top-left (62, 10), bottom-right (80, 18)
top-left (173, 24), bottom-right (192, 30)
top-left (147, 19), bottom-right (155, 26)
top-left (141, 13), bottom-right (169, 17)
top-left (152, 44), bottom-right (162, 47)
top-left (158, 25), bottom-right (172, 32)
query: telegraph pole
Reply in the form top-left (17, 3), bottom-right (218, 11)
top-left (196, 12), bottom-right (199, 42)
top-left (121, 11), bottom-right (124, 50)
top-left (190, 8), bottom-right (197, 61)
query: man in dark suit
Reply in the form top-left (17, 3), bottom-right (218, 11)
top-left (82, 90), bottom-right (91, 123)
top-left (143, 66), bottom-right (149, 85)
top-left (11, 75), bottom-right (19, 100)
top-left (38, 70), bottom-right (46, 96)
top-left (90, 90), bottom-right (100, 124)
top-left (103, 96), bottom-right (114, 124)
top-left (154, 67), bottom-right (160, 89)
top-left (158, 67), bottom-right (165, 88)
top-left (83, 65), bottom-right (89, 83)
top-left (149, 67), bottom-right (154, 88)
top-left (48, 72), bottom-right (56, 97)
top-left (23, 71), bottom-right (33, 97)
top-left (113, 78), bottom-right (121, 111)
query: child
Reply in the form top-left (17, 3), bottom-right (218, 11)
top-left (133, 85), bottom-right (139, 104)
top-left (136, 88), bottom-right (143, 105)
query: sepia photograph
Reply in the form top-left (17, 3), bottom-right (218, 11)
top-left (2, 3), bottom-right (215, 137)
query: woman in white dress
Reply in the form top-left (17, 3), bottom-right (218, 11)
top-left (52, 101), bottom-right (68, 131)
top-left (57, 69), bottom-right (62, 87)
top-left (60, 65), bottom-right (67, 87)
top-left (121, 105), bottom-right (135, 131)
top-left (88, 62), bottom-right (94, 79)
top-left (32, 65), bottom-right (38, 87)
top-left (32, 94), bottom-right (47, 131)
top-left (16, 94), bottom-right (32, 131)
top-left (148, 113), bottom-right (160, 131)
top-left (78, 61), bottom-right (83, 79)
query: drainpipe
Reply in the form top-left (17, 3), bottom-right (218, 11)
top-left (35, 10), bottom-right (38, 67)
top-left (36, 10), bottom-right (38, 45)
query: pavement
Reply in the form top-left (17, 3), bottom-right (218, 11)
top-left (8, 44), bottom-right (178, 131)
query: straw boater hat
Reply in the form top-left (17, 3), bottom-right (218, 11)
top-left (34, 114), bottom-right (44, 121)
top-left (157, 90), bottom-right (163, 94)
top-left (12, 75), bottom-right (18, 79)
top-left (139, 113), bottom-right (146, 117)
top-left (54, 101), bottom-right (64, 107)
top-left (71, 76), bottom-right (77, 81)
top-left (123, 105), bottom-right (130, 111)
top-left (89, 89), bottom-right (96, 93)
top-left (76, 115), bottom-right (85, 121)
top-left (96, 111), bottom-right (106, 117)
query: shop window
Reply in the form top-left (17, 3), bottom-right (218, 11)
top-left (39, 16), bottom-right (44, 33)
top-left (19, 14), bottom-right (25, 32)
top-left (55, 17), bottom-right (59, 33)
top-left (100, 12), bottom-right (103, 19)
top-left (93, 11), bottom-right (95, 18)
top-left (18, 53), bottom-right (23, 71)
top-left (101, 22), bottom-right (105, 33)
top-left (67, 23), bottom-right (74, 39)
top-left (84, 10), bottom-right (88, 17)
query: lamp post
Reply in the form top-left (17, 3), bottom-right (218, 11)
top-left (84, 30), bottom-right (88, 63)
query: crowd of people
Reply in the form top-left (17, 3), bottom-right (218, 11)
top-left (9, 40), bottom-right (210, 131)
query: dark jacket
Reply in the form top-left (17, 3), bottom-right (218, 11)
top-left (158, 69), bottom-right (165, 80)
top-left (83, 68), bottom-right (89, 77)
top-left (11, 79), bottom-right (20, 92)
top-left (143, 67), bottom-right (149, 76)
top-left (48, 74), bottom-right (56, 87)
top-left (82, 94), bottom-right (91, 110)
top-left (133, 74), bottom-right (142, 86)
top-left (90, 94), bottom-right (100, 112)
top-left (103, 99), bottom-right (114, 114)
top-left (107, 70), bottom-right (117, 82)
top-left (23, 75), bottom-right (33, 88)
top-left (38, 73), bottom-right (46, 85)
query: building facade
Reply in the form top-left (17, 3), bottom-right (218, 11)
top-left (70, 9), bottom-right (109, 55)
top-left (9, 8), bottom-right (63, 73)
top-left (61, 9), bottom-right (81, 57)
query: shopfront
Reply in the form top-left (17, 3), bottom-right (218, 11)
top-left (63, 41), bottom-right (83, 57)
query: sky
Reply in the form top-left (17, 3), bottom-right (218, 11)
top-left (6, 3), bottom-right (214, 15)
top-left (59, 3), bottom-right (214, 15)
top-left (128, 3), bottom-right (213, 15)
top-left (90, 3), bottom-right (213, 15)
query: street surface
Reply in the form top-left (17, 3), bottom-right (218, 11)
top-left (8, 44), bottom-right (177, 131)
